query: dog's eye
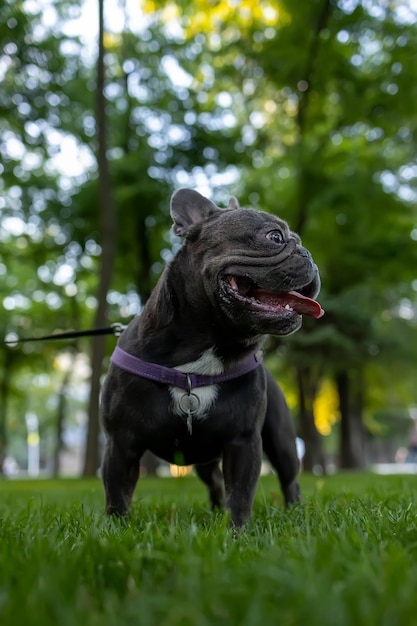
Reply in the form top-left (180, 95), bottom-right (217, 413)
top-left (266, 230), bottom-right (285, 244)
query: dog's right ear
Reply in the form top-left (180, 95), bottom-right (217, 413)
top-left (170, 189), bottom-right (220, 237)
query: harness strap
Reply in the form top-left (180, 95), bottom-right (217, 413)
top-left (110, 345), bottom-right (263, 391)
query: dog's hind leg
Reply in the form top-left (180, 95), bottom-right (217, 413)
top-left (261, 370), bottom-right (301, 506)
top-left (101, 435), bottom-right (143, 516)
top-left (195, 460), bottom-right (225, 509)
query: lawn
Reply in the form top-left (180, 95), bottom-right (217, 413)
top-left (1, 472), bottom-right (417, 626)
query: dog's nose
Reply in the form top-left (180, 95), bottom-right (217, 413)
top-left (297, 246), bottom-right (318, 275)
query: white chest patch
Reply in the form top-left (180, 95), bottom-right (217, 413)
top-left (169, 348), bottom-right (224, 420)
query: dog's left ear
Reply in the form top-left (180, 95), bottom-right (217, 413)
top-left (170, 189), bottom-right (220, 237)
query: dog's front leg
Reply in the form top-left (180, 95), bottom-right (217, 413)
top-left (101, 435), bottom-right (143, 516)
top-left (222, 431), bottom-right (263, 527)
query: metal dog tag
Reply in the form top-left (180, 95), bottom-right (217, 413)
top-left (179, 392), bottom-right (200, 435)
top-left (179, 392), bottom-right (200, 414)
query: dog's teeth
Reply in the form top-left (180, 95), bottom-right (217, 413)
top-left (229, 277), bottom-right (239, 290)
top-left (284, 304), bottom-right (293, 311)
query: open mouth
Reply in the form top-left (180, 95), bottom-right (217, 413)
top-left (221, 274), bottom-right (324, 319)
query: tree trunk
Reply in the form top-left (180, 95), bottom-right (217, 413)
top-left (83, 0), bottom-right (117, 476)
top-left (336, 369), bottom-right (366, 469)
top-left (136, 215), bottom-right (152, 305)
top-left (0, 351), bottom-right (14, 474)
top-left (296, 365), bottom-right (327, 473)
top-left (52, 368), bottom-right (72, 477)
top-left (294, 0), bottom-right (332, 234)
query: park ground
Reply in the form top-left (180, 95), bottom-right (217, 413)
top-left (1, 472), bottom-right (417, 626)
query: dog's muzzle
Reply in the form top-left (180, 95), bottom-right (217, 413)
top-left (219, 273), bottom-right (324, 319)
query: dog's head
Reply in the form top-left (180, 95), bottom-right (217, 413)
top-left (170, 189), bottom-right (323, 336)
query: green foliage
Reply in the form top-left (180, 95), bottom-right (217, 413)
top-left (1, 474), bottom-right (417, 625)
top-left (1, 0), bottom-right (417, 462)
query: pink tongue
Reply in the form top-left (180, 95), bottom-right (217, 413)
top-left (284, 291), bottom-right (324, 319)
top-left (251, 288), bottom-right (324, 319)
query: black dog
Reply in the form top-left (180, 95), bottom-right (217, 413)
top-left (101, 189), bottom-right (323, 526)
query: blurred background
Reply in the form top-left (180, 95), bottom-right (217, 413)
top-left (1, 0), bottom-right (417, 479)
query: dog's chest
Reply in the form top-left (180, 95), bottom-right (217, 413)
top-left (169, 348), bottom-right (223, 420)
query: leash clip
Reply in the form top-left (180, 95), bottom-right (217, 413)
top-left (111, 322), bottom-right (127, 337)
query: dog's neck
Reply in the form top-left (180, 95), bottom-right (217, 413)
top-left (130, 265), bottom-right (263, 368)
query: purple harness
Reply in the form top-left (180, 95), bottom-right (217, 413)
top-left (110, 345), bottom-right (263, 391)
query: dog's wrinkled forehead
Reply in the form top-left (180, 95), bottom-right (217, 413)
top-left (203, 207), bottom-right (293, 246)
top-left (170, 188), bottom-right (299, 244)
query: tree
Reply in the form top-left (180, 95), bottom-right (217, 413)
top-left (175, 0), bottom-right (417, 467)
top-left (82, 0), bottom-right (118, 476)
top-left (2, 0), bottom-right (417, 473)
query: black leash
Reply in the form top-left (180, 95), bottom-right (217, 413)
top-left (1, 323), bottom-right (126, 346)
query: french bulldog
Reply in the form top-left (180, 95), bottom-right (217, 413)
top-left (101, 189), bottom-right (323, 527)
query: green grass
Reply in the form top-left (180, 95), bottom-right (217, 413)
top-left (1, 473), bottom-right (417, 626)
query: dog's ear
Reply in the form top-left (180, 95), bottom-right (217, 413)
top-left (170, 189), bottom-right (220, 237)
